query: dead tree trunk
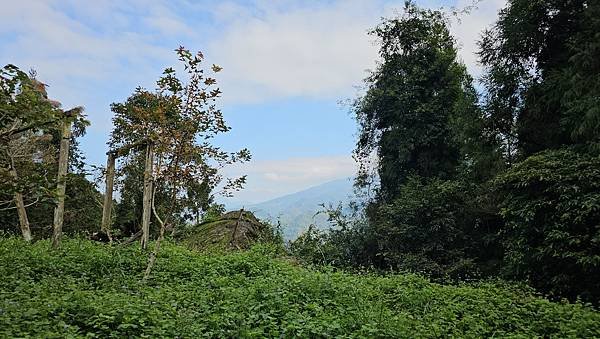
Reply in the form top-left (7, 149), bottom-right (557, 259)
top-left (100, 153), bottom-right (115, 243)
top-left (8, 156), bottom-right (32, 242)
top-left (14, 191), bottom-right (32, 242)
top-left (140, 143), bottom-right (154, 250)
top-left (51, 119), bottom-right (72, 249)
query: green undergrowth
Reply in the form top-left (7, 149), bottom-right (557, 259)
top-left (0, 238), bottom-right (598, 338)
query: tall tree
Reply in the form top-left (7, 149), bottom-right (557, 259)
top-left (480, 0), bottom-right (600, 303)
top-left (354, 2), bottom-right (485, 202)
top-left (344, 2), bottom-right (504, 278)
top-left (109, 47), bottom-right (250, 266)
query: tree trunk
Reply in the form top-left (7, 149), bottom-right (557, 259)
top-left (8, 157), bottom-right (32, 242)
top-left (51, 120), bottom-right (72, 249)
top-left (14, 191), bottom-right (32, 242)
top-left (100, 153), bottom-right (115, 244)
top-left (140, 143), bottom-right (154, 250)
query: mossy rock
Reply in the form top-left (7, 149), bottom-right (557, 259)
top-left (183, 210), bottom-right (270, 251)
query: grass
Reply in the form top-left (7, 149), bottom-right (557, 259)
top-left (0, 237), bottom-right (598, 338)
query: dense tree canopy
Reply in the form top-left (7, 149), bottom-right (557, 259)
top-left (495, 147), bottom-right (600, 302)
top-left (354, 3), bottom-right (487, 202)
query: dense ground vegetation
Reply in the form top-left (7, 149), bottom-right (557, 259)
top-left (1, 238), bottom-right (598, 338)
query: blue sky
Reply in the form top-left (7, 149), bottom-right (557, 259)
top-left (0, 0), bottom-right (505, 205)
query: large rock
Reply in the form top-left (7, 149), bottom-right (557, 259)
top-left (183, 210), bottom-right (271, 251)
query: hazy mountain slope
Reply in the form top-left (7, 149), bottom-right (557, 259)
top-left (244, 178), bottom-right (354, 240)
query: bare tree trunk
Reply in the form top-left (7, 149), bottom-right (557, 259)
top-left (51, 120), bottom-right (72, 249)
top-left (14, 191), bottom-right (32, 242)
top-left (100, 153), bottom-right (115, 244)
top-left (140, 143), bottom-right (154, 250)
top-left (8, 156), bottom-right (32, 242)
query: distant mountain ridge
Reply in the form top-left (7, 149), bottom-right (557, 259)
top-left (242, 178), bottom-right (354, 240)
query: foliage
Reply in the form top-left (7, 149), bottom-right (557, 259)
top-left (112, 152), bottom-right (147, 236)
top-left (291, 178), bottom-right (503, 280)
top-left (372, 177), bottom-right (501, 279)
top-left (109, 47), bottom-right (250, 233)
top-left (0, 65), bottom-right (61, 204)
top-left (494, 147), bottom-right (600, 302)
top-left (478, 0), bottom-right (597, 158)
top-left (353, 2), bottom-right (488, 201)
top-left (558, 0), bottom-right (600, 143)
top-left (0, 65), bottom-right (61, 140)
top-left (338, 2), bottom-right (504, 286)
top-left (0, 238), bottom-right (598, 338)
top-left (1, 64), bottom-right (90, 241)
top-left (289, 207), bottom-right (377, 268)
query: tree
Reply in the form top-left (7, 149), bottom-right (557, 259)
top-left (108, 47), bottom-right (250, 277)
top-left (354, 2), bottom-right (487, 202)
top-left (479, 0), bottom-right (600, 303)
top-left (0, 65), bottom-right (60, 241)
top-left (311, 2), bottom-right (505, 277)
top-left (1, 65), bottom-right (91, 243)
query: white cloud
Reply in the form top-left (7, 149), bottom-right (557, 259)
top-left (0, 0), bottom-right (507, 202)
top-left (0, 0), bottom-right (179, 131)
top-left (209, 0), bottom-right (506, 104)
top-left (208, 0), bottom-right (382, 104)
top-left (222, 155), bottom-right (356, 204)
top-left (0, 0), bottom-right (506, 116)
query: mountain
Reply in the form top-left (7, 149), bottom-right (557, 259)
top-left (242, 178), bottom-right (354, 240)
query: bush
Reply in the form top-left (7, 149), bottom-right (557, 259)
top-left (291, 178), bottom-right (503, 280)
top-left (495, 147), bottom-right (600, 302)
top-left (0, 237), bottom-right (598, 337)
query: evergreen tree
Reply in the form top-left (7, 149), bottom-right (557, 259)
top-left (354, 2), bottom-right (488, 202)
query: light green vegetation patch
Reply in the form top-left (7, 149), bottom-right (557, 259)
top-left (0, 238), bottom-right (598, 338)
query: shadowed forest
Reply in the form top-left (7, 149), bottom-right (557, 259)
top-left (1, 0), bottom-right (599, 337)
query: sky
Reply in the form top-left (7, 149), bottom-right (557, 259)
top-left (0, 0), bottom-right (505, 205)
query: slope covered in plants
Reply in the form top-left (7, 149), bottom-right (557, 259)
top-left (0, 238), bottom-right (598, 338)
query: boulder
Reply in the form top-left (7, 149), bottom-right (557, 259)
top-left (183, 210), bottom-right (271, 251)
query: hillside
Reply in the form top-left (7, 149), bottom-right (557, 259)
top-left (1, 238), bottom-right (598, 338)
top-left (244, 178), bottom-right (354, 239)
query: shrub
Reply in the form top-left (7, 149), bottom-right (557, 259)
top-left (495, 147), bottom-right (600, 302)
